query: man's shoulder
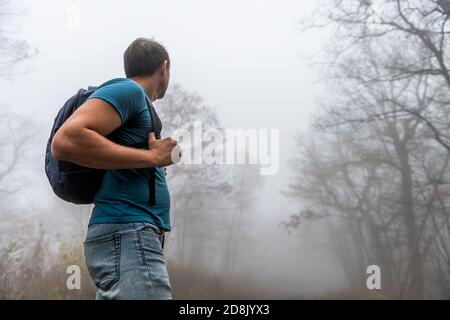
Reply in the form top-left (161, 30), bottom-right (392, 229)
top-left (89, 78), bottom-right (148, 121)
top-left (97, 78), bottom-right (145, 96)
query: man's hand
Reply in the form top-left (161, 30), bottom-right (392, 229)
top-left (148, 133), bottom-right (179, 167)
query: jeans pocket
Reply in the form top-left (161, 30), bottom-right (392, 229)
top-left (84, 232), bottom-right (121, 291)
top-left (137, 229), bottom-right (172, 298)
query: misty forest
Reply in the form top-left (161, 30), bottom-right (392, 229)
top-left (1, 0), bottom-right (450, 299)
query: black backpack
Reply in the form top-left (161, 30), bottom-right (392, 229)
top-left (45, 86), bottom-right (161, 205)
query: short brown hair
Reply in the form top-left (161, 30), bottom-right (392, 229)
top-left (123, 38), bottom-right (170, 78)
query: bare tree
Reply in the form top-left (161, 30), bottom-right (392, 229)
top-left (287, 51), bottom-right (450, 298)
top-left (303, 0), bottom-right (450, 151)
top-left (155, 85), bottom-right (263, 274)
top-left (0, 0), bottom-right (35, 78)
top-left (0, 109), bottom-right (37, 202)
top-left (0, 0), bottom-right (37, 201)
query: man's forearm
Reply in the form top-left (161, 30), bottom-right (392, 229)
top-left (51, 127), bottom-right (158, 169)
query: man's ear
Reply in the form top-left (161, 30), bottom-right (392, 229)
top-left (161, 60), bottom-right (169, 76)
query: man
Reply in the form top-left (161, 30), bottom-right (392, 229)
top-left (51, 38), bottom-right (177, 299)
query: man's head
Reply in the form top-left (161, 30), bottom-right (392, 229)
top-left (124, 38), bottom-right (170, 100)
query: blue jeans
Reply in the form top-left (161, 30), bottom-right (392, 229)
top-left (84, 222), bottom-right (172, 300)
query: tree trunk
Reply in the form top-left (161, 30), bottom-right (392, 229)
top-left (396, 143), bottom-right (424, 298)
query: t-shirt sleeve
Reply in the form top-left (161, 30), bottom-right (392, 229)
top-left (88, 81), bottom-right (145, 124)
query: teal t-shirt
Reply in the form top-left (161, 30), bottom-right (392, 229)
top-left (88, 78), bottom-right (171, 231)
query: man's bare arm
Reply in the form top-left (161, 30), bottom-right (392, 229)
top-left (51, 98), bottom-right (176, 169)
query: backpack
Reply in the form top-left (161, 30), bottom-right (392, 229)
top-left (45, 86), bottom-right (162, 205)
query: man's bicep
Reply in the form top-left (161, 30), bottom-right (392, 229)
top-left (65, 98), bottom-right (123, 136)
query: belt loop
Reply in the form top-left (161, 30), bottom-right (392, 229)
top-left (161, 234), bottom-right (165, 250)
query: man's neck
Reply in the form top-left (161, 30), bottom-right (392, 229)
top-left (130, 77), bottom-right (158, 101)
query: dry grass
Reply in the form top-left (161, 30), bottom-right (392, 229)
top-left (0, 236), bottom-right (284, 300)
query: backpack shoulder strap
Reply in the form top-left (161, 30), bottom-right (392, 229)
top-left (144, 95), bottom-right (162, 207)
top-left (145, 96), bottom-right (162, 139)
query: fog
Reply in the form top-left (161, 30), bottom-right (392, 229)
top-left (2, 0), bottom-right (448, 299)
